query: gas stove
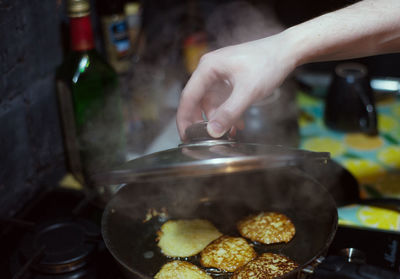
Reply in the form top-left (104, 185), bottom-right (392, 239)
top-left (313, 225), bottom-right (400, 278)
top-left (0, 188), bottom-right (123, 279)
top-left (1, 188), bottom-right (400, 279)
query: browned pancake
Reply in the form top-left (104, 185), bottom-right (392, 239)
top-left (157, 219), bottom-right (223, 257)
top-left (231, 253), bottom-right (299, 279)
top-left (237, 212), bottom-right (295, 244)
top-left (200, 236), bottom-right (257, 272)
top-left (154, 260), bottom-right (212, 279)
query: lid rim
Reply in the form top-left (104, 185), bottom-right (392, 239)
top-left (92, 151), bottom-right (330, 185)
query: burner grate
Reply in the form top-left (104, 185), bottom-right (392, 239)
top-left (18, 218), bottom-right (100, 274)
top-left (0, 188), bottom-right (123, 279)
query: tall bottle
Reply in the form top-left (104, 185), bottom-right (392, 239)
top-left (56, 0), bottom-right (126, 187)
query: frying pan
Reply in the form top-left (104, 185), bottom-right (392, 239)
top-left (100, 122), bottom-right (400, 279)
top-left (102, 165), bottom-right (338, 279)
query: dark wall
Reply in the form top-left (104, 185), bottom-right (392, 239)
top-left (0, 0), bottom-right (66, 217)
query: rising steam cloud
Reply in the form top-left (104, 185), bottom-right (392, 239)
top-left (205, 1), bottom-right (284, 48)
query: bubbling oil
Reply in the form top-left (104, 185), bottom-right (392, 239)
top-left (133, 200), bottom-right (293, 279)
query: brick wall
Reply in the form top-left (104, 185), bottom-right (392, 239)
top-left (0, 0), bottom-right (67, 217)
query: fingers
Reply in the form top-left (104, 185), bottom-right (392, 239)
top-left (207, 83), bottom-right (255, 138)
top-left (176, 50), bottom-right (260, 141)
top-left (177, 59), bottom-right (223, 140)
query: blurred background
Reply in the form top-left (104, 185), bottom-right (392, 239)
top-left (1, 0), bottom-right (400, 218)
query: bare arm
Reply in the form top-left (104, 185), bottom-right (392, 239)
top-left (289, 0), bottom-right (400, 65)
top-left (176, 0), bottom-right (400, 140)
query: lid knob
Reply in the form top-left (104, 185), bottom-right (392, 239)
top-left (184, 121), bottom-right (230, 143)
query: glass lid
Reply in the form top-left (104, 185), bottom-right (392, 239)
top-left (91, 122), bottom-right (330, 185)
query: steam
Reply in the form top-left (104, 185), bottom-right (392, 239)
top-left (205, 1), bottom-right (284, 48)
top-left (88, 2), bottom-right (303, 181)
top-left (119, 1), bottom-right (297, 157)
top-left (204, 1), bottom-right (300, 147)
top-left (122, 56), bottom-right (184, 158)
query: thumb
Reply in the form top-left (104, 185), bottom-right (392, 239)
top-left (207, 86), bottom-right (253, 138)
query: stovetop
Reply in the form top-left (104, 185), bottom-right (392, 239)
top-left (1, 188), bottom-right (400, 279)
top-left (0, 188), bottom-right (123, 279)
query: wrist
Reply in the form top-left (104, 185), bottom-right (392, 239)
top-left (258, 28), bottom-right (305, 77)
top-left (279, 25), bottom-right (311, 69)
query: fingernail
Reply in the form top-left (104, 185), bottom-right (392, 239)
top-left (208, 121), bottom-right (225, 138)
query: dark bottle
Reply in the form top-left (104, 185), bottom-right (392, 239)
top-left (324, 63), bottom-right (378, 135)
top-left (56, 0), bottom-right (126, 186)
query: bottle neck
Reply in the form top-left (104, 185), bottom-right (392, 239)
top-left (70, 16), bottom-right (95, 51)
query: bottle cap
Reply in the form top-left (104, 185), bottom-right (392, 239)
top-left (125, 2), bottom-right (140, 15)
top-left (68, 0), bottom-right (90, 17)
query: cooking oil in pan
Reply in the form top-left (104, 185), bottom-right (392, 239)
top-left (129, 200), bottom-right (296, 279)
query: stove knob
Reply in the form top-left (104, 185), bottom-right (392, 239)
top-left (339, 248), bottom-right (366, 264)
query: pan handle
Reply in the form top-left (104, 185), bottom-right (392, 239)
top-left (313, 255), bottom-right (400, 279)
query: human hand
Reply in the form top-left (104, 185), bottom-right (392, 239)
top-left (177, 0), bottom-right (400, 141)
top-left (176, 32), bottom-right (297, 141)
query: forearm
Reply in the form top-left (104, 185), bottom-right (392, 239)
top-left (283, 0), bottom-right (400, 67)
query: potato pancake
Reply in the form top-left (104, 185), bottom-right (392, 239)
top-left (200, 236), bottom-right (257, 272)
top-left (231, 253), bottom-right (299, 279)
top-left (157, 219), bottom-right (223, 257)
top-left (237, 212), bottom-right (295, 244)
top-left (154, 260), bottom-right (212, 279)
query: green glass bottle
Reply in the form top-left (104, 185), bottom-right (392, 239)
top-left (56, 0), bottom-right (126, 186)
